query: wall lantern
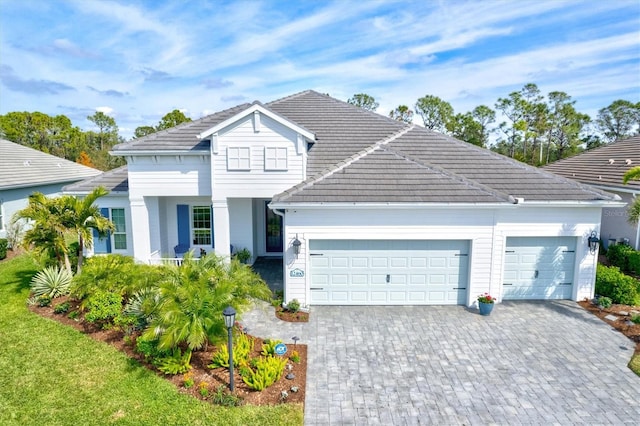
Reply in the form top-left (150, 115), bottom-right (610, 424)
top-left (587, 232), bottom-right (600, 255)
top-left (292, 235), bottom-right (301, 257)
top-left (222, 306), bottom-right (236, 391)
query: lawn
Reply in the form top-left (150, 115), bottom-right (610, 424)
top-left (0, 254), bottom-right (303, 426)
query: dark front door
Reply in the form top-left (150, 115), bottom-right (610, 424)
top-left (265, 202), bottom-right (283, 252)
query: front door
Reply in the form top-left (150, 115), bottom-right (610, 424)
top-left (265, 203), bottom-right (283, 253)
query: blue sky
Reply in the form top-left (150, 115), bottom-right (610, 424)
top-left (1, 0), bottom-right (639, 139)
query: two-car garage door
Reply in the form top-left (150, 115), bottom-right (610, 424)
top-left (309, 240), bottom-right (469, 305)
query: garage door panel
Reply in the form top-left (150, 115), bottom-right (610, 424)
top-left (503, 237), bottom-right (575, 300)
top-left (309, 239), bottom-right (469, 305)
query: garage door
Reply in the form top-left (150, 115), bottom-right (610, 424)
top-left (309, 240), bottom-right (469, 305)
top-left (503, 237), bottom-right (576, 300)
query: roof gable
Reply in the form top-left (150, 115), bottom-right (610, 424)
top-left (0, 139), bottom-right (101, 190)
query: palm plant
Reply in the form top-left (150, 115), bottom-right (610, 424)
top-left (144, 252), bottom-right (271, 351)
top-left (623, 166), bottom-right (640, 225)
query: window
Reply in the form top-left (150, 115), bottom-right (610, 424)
top-left (192, 206), bottom-right (211, 245)
top-left (0, 201), bottom-right (4, 231)
top-left (265, 147), bottom-right (288, 170)
top-left (227, 147), bottom-right (251, 170)
top-left (111, 208), bottom-right (127, 250)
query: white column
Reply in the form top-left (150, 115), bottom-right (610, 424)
top-left (129, 196), bottom-right (151, 263)
top-left (213, 198), bottom-right (231, 258)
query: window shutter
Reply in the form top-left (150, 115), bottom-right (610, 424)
top-left (94, 208), bottom-right (111, 254)
top-left (210, 205), bottom-right (215, 248)
top-left (177, 204), bottom-right (190, 247)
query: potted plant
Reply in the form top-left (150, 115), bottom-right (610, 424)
top-left (236, 248), bottom-right (251, 264)
top-left (477, 293), bottom-right (495, 316)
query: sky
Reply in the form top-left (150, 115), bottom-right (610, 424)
top-left (1, 0), bottom-right (639, 139)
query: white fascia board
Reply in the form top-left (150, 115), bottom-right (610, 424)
top-left (109, 150), bottom-right (209, 156)
top-left (587, 184), bottom-right (640, 196)
top-left (268, 202), bottom-right (517, 210)
top-left (196, 104), bottom-right (315, 141)
top-left (513, 200), bottom-right (627, 207)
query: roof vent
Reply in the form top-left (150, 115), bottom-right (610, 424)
top-left (23, 160), bottom-right (31, 166)
top-left (608, 159), bottom-right (615, 164)
top-left (626, 159), bottom-right (632, 165)
top-left (57, 163), bottom-right (62, 168)
top-left (598, 175), bottom-right (602, 180)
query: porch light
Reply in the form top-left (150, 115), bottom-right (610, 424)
top-left (222, 306), bottom-right (236, 391)
top-left (292, 235), bottom-right (301, 257)
top-left (588, 232), bottom-right (599, 255)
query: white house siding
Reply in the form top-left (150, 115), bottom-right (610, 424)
top-left (280, 205), bottom-right (603, 307)
top-left (281, 207), bottom-right (497, 306)
top-left (0, 183), bottom-right (67, 239)
top-left (127, 155), bottom-right (211, 197)
top-left (600, 191), bottom-right (639, 250)
top-left (228, 198), bottom-right (254, 260)
top-left (212, 115), bottom-right (305, 199)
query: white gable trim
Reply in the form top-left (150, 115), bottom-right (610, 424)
top-left (196, 104), bottom-right (315, 142)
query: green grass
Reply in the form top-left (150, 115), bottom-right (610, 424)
top-left (0, 254), bottom-right (303, 426)
top-left (629, 353), bottom-right (640, 377)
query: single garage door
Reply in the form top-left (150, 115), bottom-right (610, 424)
top-left (309, 240), bottom-right (469, 305)
top-left (503, 237), bottom-right (576, 300)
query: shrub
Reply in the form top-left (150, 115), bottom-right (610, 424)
top-left (607, 244), bottom-right (635, 273)
top-left (183, 372), bottom-right (194, 388)
top-left (0, 238), bottom-right (7, 260)
top-left (53, 301), bottom-right (71, 314)
top-left (211, 385), bottom-right (242, 406)
top-left (84, 291), bottom-right (123, 327)
top-left (154, 348), bottom-right (192, 375)
top-left (261, 338), bottom-right (283, 357)
top-left (631, 314), bottom-right (640, 325)
top-left (289, 350), bottom-right (300, 363)
top-left (595, 264), bottom-right (640, 305)
top-left (628, 251), bottom-right (640, 276)
top-left (209, 332), bottom-right (254, 368)
top-left (241, 356), bottom-right (287, 391)
top-left (597, 296), bottom-right (612, 309)
top-left (135, 336), bottom-right (168, 362)
top-left (286, 299), bottom-right (300, 313)
top-left (30, 266), bottom-right (72, 298)
top-left (37, 295), bottom-right (52, 307)
top-left (198, 381), bottom-right (209, 397)
top-left (68, 310), bottom-right (80, 320)
top-left (123, 287), bottom-right (160, 330)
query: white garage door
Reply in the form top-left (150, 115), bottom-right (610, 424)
top-left (309, 240), bottom-right (469, 305)
top-left (503, 237), bottom-right (576, 300)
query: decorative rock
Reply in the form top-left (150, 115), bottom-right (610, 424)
top-left (604, 314), bottom-right (618, 321)
top-left (618, 311), bottom-right (629, 316)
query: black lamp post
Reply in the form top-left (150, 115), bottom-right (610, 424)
top-left (588, 231), bottom-right (600, 255)
top-left (223, 306), bottom-right (236, 391)
top-left (292, 235), bottom-right (301, 258)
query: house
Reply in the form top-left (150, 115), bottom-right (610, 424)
top-left (544, 136), bottom-right (640, 250)
top-left (0, 139), bottom-right (101, 240)
top-left (64, 91), bottom-right (623, 307)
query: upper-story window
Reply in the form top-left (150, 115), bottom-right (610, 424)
top-left (227, 147), bottom-right (251, 170)
top-left (264, 147), bottom-right (288, 171)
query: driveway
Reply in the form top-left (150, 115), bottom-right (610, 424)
top-left (245, 301), bottom-right (640, 425)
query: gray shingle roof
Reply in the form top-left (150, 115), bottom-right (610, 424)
top-left (63, 166), bottom-right (129, 194)
top-left (273, 126), bottom-right (615, 204)
top-left (0, 139), bottom-right (101, 190)
top-left (543, 136), bottom-right (640, 192)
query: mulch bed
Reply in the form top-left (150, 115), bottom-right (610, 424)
top-left (29, 297), bottom-right (307, 407)
top-left (275, 306), bottom-right (309, 322)
top-left (578, 299), bottom-right (640, 356)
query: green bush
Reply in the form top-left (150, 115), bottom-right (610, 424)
top-left (260, 338), bottom-right (283, 357)
top-left (209, 332), bottom-right (254, 368)
top-left (37, 295), bottom-right (52, 307)
top-left (53, 301), bottom-right (71, 314)
top-left (241, 356), bottom-right (287, 391)
top-left (286, 299), bottom-right (300, 313)
top-left (597, 296), bottom-right (612, 309)
top-left (30, 266), bottom-right (73, 298)
top-left (211, 385), bottom-right (242, 406)
top-left (606, 244), bottom-right (633, 269)
top-left (135, 336), bottom-right (168, 362)
top-left (631, 314), bottom-right (640, 325)
top-left (595, 264), bottom-right (640, 305)
top-left (0, 238), bottom-right (7, 260)
top-left (628, 251), bottom-right (640, 276)
top-left (154, 348), bottom-right (192, 375)
top-left (84, 291), bottom-right (123, 327)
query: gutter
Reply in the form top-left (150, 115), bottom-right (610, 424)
top-left (109, 150), bottom-right (209, 156)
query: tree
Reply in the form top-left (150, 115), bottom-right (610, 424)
top-left (596, 100), bottom-right (640, 142)
top-left (76, 151), bottom-right (95, 167)
top-left (446, 112), bottom-right (484, 146)
top-left (623, 166), bottom-right (640, 225)
top-left (134, 126), bottom-right (156, 138)
top-left (347, 93), bottom-right (379, 111)
top-left (545, 91), bottom-right (589, 163)
top-left (471, 105), bottom-right (496, 148)
top-left (414, 95), bottom-right (454, 132)
top-left (87, 111), bottom-right (118, 151)
top-left (156, 109), bottom-right (192, 131)
top-left (389, 105), bottom-right (414, 123)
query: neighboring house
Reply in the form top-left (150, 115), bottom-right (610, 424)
top-left (0, 139), bottom-right (101, 240)
top-left (64, 91), bottom-right (623, 307)
top-left (544, 136), bottom-right (640, 250)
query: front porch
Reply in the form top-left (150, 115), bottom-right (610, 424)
top-left (251, 256), bottom-right (284, 293)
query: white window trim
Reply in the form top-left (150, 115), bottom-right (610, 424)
top-left (227, 147), bottom-right (251, 170)
top-left (110, 208), bottom-right (127, 251)
top-left (0, 201), bottom-right (4, 231)
top-left (191, 205), bottom-right (212, 247)
top-left (264, 147), bottom-right (288, 171)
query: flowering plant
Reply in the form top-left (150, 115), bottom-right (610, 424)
top-left (477, 293), bottom-right (495, 304)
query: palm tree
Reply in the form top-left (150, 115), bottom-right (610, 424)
top-left (58, 187), bottom-right (114, 274)
top-left (623, 166), bottom-right (640, 225)
top-left (145, 252), bottom-right (271, 351)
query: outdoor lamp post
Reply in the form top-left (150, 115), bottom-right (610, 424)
top-left (588, 232), bottom-right (600, 255)
top-left (292, 235), bottom-right (301, 258)
top-left (223, 306), bottom-right (236, 391)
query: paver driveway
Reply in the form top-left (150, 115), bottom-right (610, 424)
top-left (301, 301), bottom-right (640, 425)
